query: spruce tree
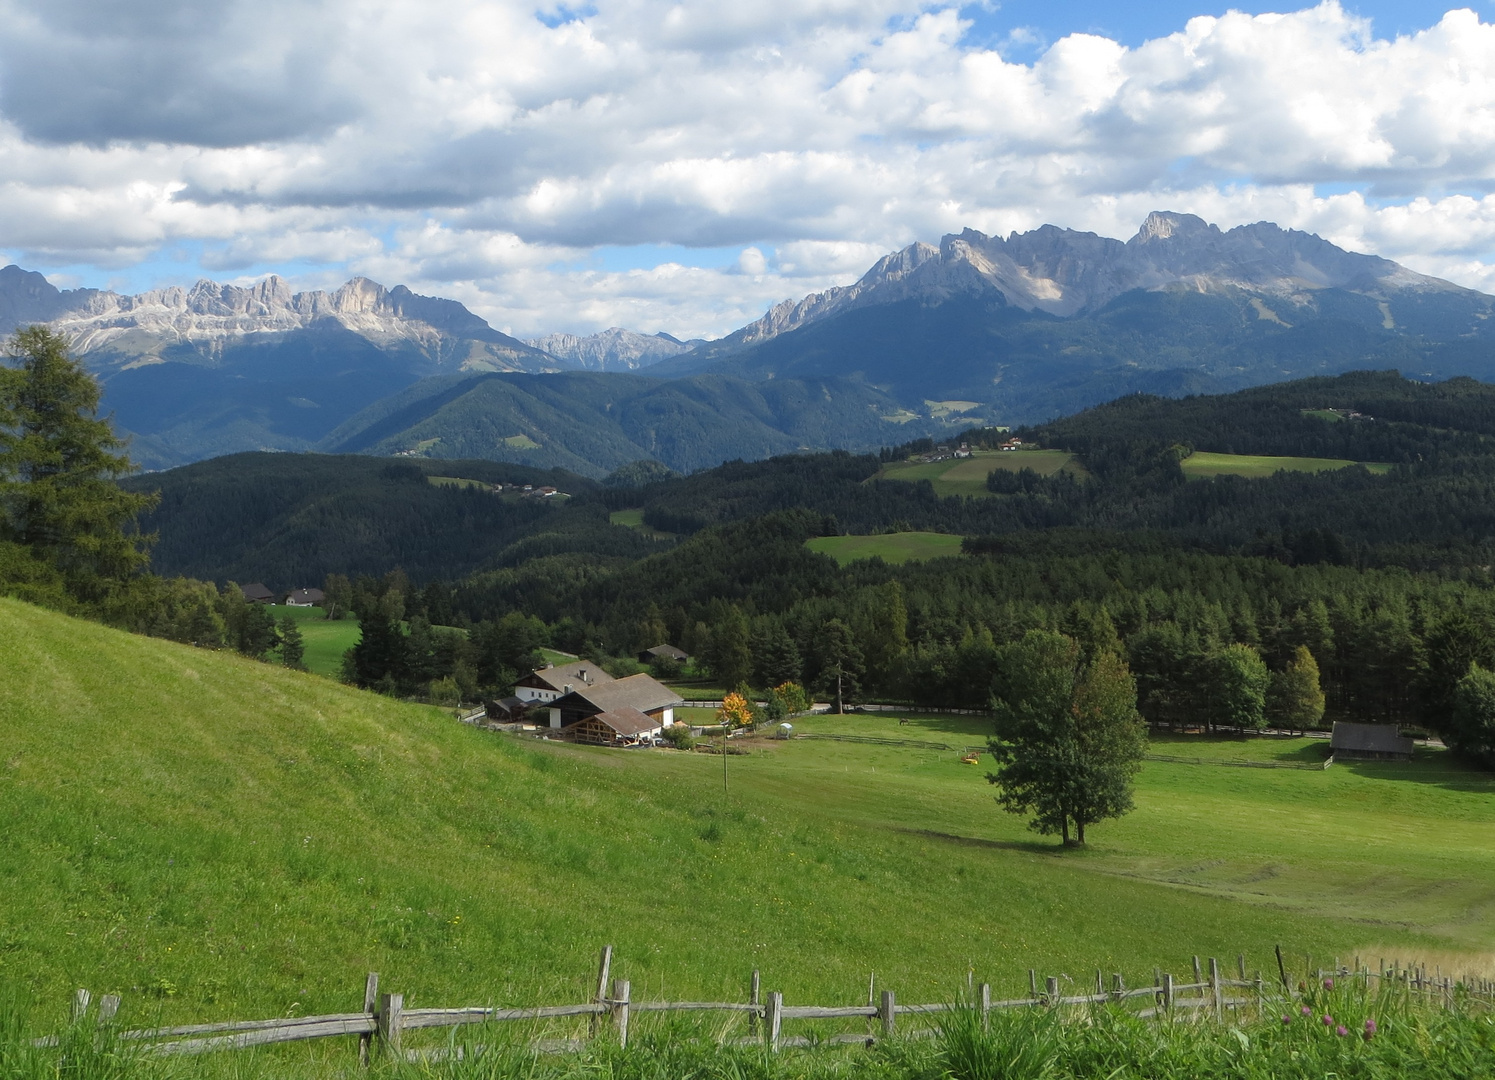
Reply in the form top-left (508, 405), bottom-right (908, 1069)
top-left (0, 327), bottom-right (156, 601)
top-left (278, 614), bottom-right (306, 670)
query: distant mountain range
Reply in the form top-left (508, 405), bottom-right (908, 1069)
top-left (6, 210), bottom-right (1495, 474)
top-left (652, 212), bottom-right (1495, 419)
top-left (525, 327), bottom-right (703, 371)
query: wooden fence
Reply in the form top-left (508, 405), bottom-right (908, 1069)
top-left (40, 946), bottom-right (1495, 1064)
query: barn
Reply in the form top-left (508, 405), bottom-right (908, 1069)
top-left (563, 706), bottom-right (663, 747)
top-left (1330, 721), bottom-right (1414, 761)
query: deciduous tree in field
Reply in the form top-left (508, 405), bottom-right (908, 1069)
top-left (987, 630), bottom-right (1146, 846)
top-left (1267, 645), bottom-right (1324, 733)
top-left (0, 327), bottom-right (156, 603)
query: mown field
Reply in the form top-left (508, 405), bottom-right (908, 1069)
top-left (805, 532), bottom-right (964, 566)
top-left (2, 598), bottom-right (1491, 1044)
top-left (266, 604), bottom-right (361, 678)
top-left (876, 450), bottom-right (1081, 496)
top-left (1180, 451), bottom-right (1393, 479)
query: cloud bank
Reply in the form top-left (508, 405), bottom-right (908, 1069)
top-left (1, 1), bottom-right (1494, 337)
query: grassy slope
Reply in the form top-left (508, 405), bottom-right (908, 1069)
top-left (805, 533), bottom-right (965, 566)
top-left (2, 599), bottom-right (1488, 1035)
top-left (1181, 451), bottom-right (1393, 479)
top-left (877, 451), bottom-right (1080, 496)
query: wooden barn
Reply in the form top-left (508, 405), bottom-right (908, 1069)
top-left (543, 673), bottom-right (682, 732)
top-left (1331, 721), bottom-right (1414, 761)
top-left (562, 706), bottom-right (662, 747)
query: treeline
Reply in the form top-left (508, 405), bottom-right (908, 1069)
top-left (443, 512), bottom-right (1495, 764)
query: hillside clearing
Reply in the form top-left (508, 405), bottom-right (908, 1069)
top-left (876, 450), bottom-right (1082, 496)
top-left (1181, 451), bottom-right (1392, 479)
top-left (264, 604), bottom-right (360, 678)
top-left (1, 598), bottom-right (1488, 1036)
top-left (806, 532), bottom-right (964, 565)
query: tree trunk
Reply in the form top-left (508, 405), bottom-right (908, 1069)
top-left (1076, 817), bottom-right (1085, 845)
top-left (836, 670), bottom-right (844, 714)
top-left (1061, 817), bottom-right (1070, 845)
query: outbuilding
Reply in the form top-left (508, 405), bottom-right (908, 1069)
top-left (544, 673), bottom-right (682, 731)
top-left (1330, 721), bottom-right (1414, 761)
top-left (638, 644), bottom-right (689, 665)
top-left (563, 706), bottom-right (662, 747)
top-left (285, 587), bottom-right (325, 607)
top-left (240, 583), bottom-right (276, 604)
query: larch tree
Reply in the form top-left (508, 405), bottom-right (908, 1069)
top-left (987, 629), bottom-right (1147, 846)
top-left (1267, 644), bottom-right (1325, 733)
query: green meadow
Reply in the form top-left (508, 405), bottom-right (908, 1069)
top-left (876, 450), bottom-right (1081, 496)
top-left (806, 532), bottom-right (965, 566)
top-left (2, 597), bottom-right (1491, 1044)
top-left (265, 604), bottom-right (362, 678)
top-left (608, 508), bottom-right (677, 539)
top-left (1181, 451), bottom-right (1393, 479)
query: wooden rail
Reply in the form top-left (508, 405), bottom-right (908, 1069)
top-left (37, 946), bottom-right (1495, 1063)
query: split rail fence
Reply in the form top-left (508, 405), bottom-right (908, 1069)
top-left (40, 946), bottom-right (1495, 1064)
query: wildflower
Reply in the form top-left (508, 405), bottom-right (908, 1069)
top-left (1322, 1014), bottom-right (1334, 1026)
top-left (1281, 1016), bottom-right (1291, 1025)
top-left (1336, 1025), bottom-right (1348, 1037)
top-left (1301, 1005), bottom-right (1312, 1016)
top-left (1323, 977), bottom-right (1334, 990)
top-left (1364, 1018), bottom-right (1377, 1040)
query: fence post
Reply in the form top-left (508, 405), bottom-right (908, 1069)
top-left (1162, 973), bottom-right (1174, 1014)
top-left (765, 991), bottom-right (782, 1051)
top-left (1238, 954), bottom-right (1247, 981)
top-left (611, 979), bottom-right (630, 1049)
top-left (979, 983), bottom-right (991, 1029)
top-left (377, 992), bottom-right (403, 1059)
top-left (1028, 969), bottom-right (1037, 998)
top-left (71, 990), bottom-right (91, 1023)
top-left (98, 995), bottom-right (120, 1025)
top-left (1192, 956), bottom-right (1202, 985)
top-left (359, 973), bottom-right (378, 1068)
top-left (879, 990), bottom-right (896, 1038)
top-left (1210, 958), bottom-right (1223, 1020)
top-left (591, 946), bottom-right (613, 1037)
top-left (1045, 977), bottom-right (1059, 1005)
top-left (749, 970), bottom-right (760, 1037)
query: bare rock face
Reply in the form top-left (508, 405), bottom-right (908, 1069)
top-left (0, 271), bottom-right (556, 375)
top-left (724, 212), bottom-right (1474, 346)
top-left (527, 327), bottom-right (702, 371)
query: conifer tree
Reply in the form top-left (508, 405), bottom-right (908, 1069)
top-left (278, 614), bottom-right (306, 670)
top-left (0, 327), bottom-right (156, 601)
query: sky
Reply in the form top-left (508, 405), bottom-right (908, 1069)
top-left (1, 1), bottom-right (1494, 339)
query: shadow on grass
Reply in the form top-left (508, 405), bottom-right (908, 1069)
top-left (1334, 755), bottom-right (1495, 794)
top-left (902, 828), bottom-right (1065, 856)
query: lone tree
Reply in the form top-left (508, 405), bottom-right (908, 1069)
top-left (278, 614), bottom-right (306, 671)
top-left (987, 629), bottom-right (1146, 846)
top-left (817, 618), bottom-right (864, 713)
top-left (0, 327), bottom-right (155, 602)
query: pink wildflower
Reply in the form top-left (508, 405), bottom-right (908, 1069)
top-left (1322, 1014), bottom-right (1334, 1026)
top-left (1336, 1025), bottom-right (1348, 1037)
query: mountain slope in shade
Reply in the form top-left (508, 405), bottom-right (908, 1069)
top-left (317, 370), bottom-right (951, 477)
top-left (655, 213), bottom-right (1495, 422)
top-left (526, 327), bottom-right (703, 371)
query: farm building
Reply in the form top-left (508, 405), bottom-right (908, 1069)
top-left (562, 706), bottom-right (662, 747)
top-left (482, 695), bottom-right (530, 722)
top-left (240, 583), bottom-right (276, 604)
top-left (638, 644), bottom-right (689, 665)
top-left (514, 663), bottom-right (614, 704)
top-left (543, 673), bottom-right (682, 732)
top-left (1331, 721), bottom-right (1414, 761)
top-left (285, 587), bottom-right (325, 607)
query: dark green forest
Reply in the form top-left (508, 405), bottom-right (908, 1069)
top-left (15, 362), bottom-right (1495, 766)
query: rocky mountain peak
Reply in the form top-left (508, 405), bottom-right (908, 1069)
top-left (1132, 211), bottom-right (1216, 245)
top-left (528, 326), bottom-right (702, 371)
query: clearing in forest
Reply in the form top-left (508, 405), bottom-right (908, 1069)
top-left (1181, 451), bottom-right (1393, 479)
top-left (806, 532), bottom-right (964, 565)
top-left (877, 449), bottom-right (1082, 496)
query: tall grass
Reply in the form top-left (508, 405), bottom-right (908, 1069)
top-left (6, 980), bottom-right (1492, 1080)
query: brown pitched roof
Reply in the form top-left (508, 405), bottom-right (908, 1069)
top-left (240, 583), bottom-right (276, 602)
top-left (554, 673), bottom-right (682, 716)
top-left (522, 663), bottom-right (616, 693)
top-left (586, 707), bottom-right (661, 737)
top-left (641, 644), bottom-right (689, 662)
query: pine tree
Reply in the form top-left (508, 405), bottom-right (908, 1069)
top-left (817, 618), bottom-right (864, 713)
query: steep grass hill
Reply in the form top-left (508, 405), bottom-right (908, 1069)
top-left (0, 598), bottom-right (1426, 1031)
